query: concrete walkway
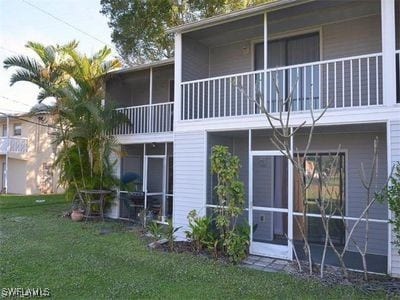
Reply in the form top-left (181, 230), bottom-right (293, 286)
top-left (242, 255), bottom-right (294, 273)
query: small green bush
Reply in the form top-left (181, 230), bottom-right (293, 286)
top-left (186, 210), bottom-right (218, 254)
top-left (185, 146), bottom-right (249, 263)
top-left (378, 162), bottom-right (400, 254)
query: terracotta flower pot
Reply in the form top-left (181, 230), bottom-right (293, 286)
top-left (71, 209), bottom-right (84, 222)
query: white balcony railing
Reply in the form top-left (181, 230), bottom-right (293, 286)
top-left (113, 102), bottom-right (174, 135)
top-left (0, 137), bottom-right (28, 154)
top-left (181, 53), bottom-right (383, 120)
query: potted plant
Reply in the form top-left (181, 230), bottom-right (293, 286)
top-left (71, 197), bottom-right (85, 222)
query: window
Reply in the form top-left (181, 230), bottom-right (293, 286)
top-left (13, 123), bottom-right (22, 136)
top-left (295, 153), bottom-right (346, 245)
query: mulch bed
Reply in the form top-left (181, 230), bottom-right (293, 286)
top-left (286, 261), bottom-right (400, 297)
top-left (149, 238), bottom-right (400, 297)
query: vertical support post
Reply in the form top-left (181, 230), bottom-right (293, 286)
top-left (5, 116), bottom-right (9, 194)
top-left (174, 33), bottom-right (182, 125)
top-left (148, 67), bottom-right (153, 132)
top-left (248, 129), bottom-right (253, 251)
top-left (381, 0), bottom-right (396, 106)
top-left (387, 120), bottom-right (392, 275)
top-left (149, 67), bottom-right (153, 105)
top-left (288, 127), bottom-right (294, 260)
top-left (162, 142), bottom-right (167, 222)
top-left (263, 12), bottom-right (268, 110)
top-left (143, 144), bottom-right (147, 213)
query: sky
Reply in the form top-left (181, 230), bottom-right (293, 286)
top-left (0, 0), bottom-right (118, 114)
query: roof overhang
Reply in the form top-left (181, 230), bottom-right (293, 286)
top-left (106, 58), bottom-right (174, 77)
top-left (167, 0), bottom-right (314, 34)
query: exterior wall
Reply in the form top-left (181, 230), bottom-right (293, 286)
top-left (7, 159), bottom-right (26, 194)
top-left (0, 116), bottom-right (61, 195)
top-left (152, 65), bottom-right (174, 104)
top-left (106, 70), bottom-right (150, 107)
top-left (179, 0), bottom-right (382, 80)
top-left (182, 36), bottom-right (209, 82)
top-left (173, 131), bottom-right (207, 238)
top-left (204, 128), bottom-right (388, 256)
top-left (396, 0), bottom-right (400, 49)
top-left (209, 41), bottom-right (253, 77)
top-left (322, 15), bottom-right (381, 59)
top-left (390, 120), bottom-right (400, 276)
top-left (106, 65), bottom-right (174, 107)
top-left (294, 130), bottom-right (388, 256)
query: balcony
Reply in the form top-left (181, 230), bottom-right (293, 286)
top-left (113, 102), bottom-right (174, 135)
top-left (0, 137), bottom-right (28, 154)
top-left (181, 53), bottom-right (385, 121)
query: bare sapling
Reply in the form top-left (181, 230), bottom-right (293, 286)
top-left (234, 75), bottom-right (329, 274)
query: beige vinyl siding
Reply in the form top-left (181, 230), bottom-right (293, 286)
top-left (173, 131), bottom-right (206, 238)
top-left (390, 120), bottom-right (400, 276)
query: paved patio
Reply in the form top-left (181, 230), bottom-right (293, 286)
top-left (242, 255), bottom-right (295, 273)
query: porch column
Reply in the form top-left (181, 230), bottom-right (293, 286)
top-left (381, 0), bottom-right (396, 106)
top-left (148, 67), bottom-right (153, 132)
top-left (5, 116), bottom-right (9, 194)
top-left (174, 33), bottom-right (182, 127)
top-left (388, 119), bottom-right (400, 277)
top-left (263, 12), bottom-right (268, 109)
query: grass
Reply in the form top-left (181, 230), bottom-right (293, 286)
top-left (0, 195), bottom-right (382, 299)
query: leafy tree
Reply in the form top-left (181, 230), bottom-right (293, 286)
top-left (100, 0), bottom-right (269, 64)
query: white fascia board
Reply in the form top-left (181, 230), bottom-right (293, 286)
top-left (116, 133), bottom-right (174, 145)
top-left (173, 105), bottom-right (400, 133)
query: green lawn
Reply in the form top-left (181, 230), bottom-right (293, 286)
top-left (0, 195), bottom-right (380, 299)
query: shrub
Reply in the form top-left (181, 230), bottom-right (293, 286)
top-left (164, 219), bottom-right (181, 251)
top-left (378, 162), bottom-right (400, 254)
top-left (186, 210), bottom-right (218, 253)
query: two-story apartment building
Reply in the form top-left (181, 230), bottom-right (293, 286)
top-left (107, 0), bottom-right (400, 276)
top-left (106, 59), bottom-right (174, 222)
top-left (0, 113), bottom-right (61, 195)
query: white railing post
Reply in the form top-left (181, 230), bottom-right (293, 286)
top-left (381, 0), bottom-right (396, 106)
top-left (175, 33), bottom-right (182, 125)
top-left (264, 12), bottom-right (268, 111)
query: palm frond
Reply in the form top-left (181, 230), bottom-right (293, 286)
top-left (3, 55), bottom-right (43, 73)
top-left (9, 69), bottom-right (41, 86)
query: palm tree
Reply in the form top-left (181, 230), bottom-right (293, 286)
top-left (3, 41), bottom-right (78, 101)
top-left (4, 41), bottom-right (124, 201)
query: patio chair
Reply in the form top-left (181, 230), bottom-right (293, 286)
top-left (120, 192), bottom-right (144, 222)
